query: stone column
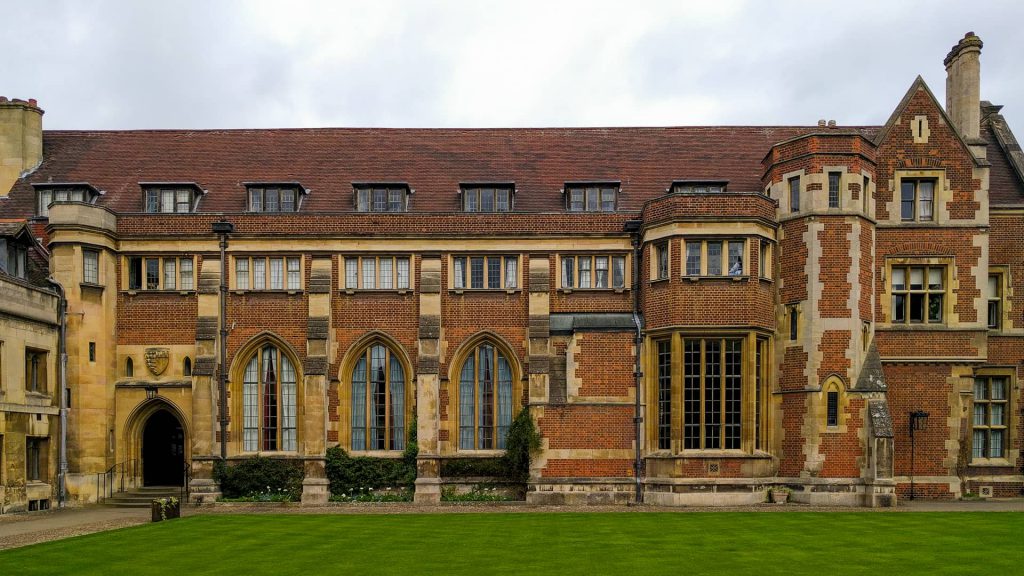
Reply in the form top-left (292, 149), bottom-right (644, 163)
top-left (414, 256), bottom-right (442, 503)
top-left (301, 256), bottom-right (332, 504)
top-left (190, 257), bottom-right (222, 502)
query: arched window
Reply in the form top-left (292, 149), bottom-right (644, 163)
top-left (826, 389), bottom-right (840, 427)
top-left (242, 344), bottom-right (297, 452)
top-left (351, 344), bottom-right (406, 451)
top-left (458, 342), bottom-right (513, 450)
top-left (125, 357), bottom-right (134, 377)
top-left (183, 357), bottom-right (192, 377)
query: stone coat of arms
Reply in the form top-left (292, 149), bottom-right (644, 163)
top-left (144, 348), bottom-right (170, 376)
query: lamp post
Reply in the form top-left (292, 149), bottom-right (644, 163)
top-left (908, 410), bottom-right (929, 500)
top-left (212, 220), bottom-right (234, 461)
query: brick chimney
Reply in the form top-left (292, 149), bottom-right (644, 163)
top-left (944, 32), bottom-right (983, 142)
top-left (0, 97), bottom-right (44, 197)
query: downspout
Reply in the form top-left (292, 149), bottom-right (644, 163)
top-left (218, 231), bottom-right (229, 461)
top-left (48, 276), bottom-right (68, 508)
top-left (625, 220), bottom-right (644, 504)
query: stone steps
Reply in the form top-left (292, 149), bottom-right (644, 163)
top-left (105, 486), bottom-right (183, 508)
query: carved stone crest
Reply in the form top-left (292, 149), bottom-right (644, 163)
top-left (144, 348), bottom-right (169, 376)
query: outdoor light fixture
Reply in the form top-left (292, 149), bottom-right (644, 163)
top-left (908, 410), bottom-right (930, 500)
top-left (213, 220), bottom-right (234, 460)
top-left (145, 386), bottom-right (157, 400)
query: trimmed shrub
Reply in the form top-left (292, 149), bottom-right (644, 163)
top-left (213, 457), bottom-right (304, 501)
top-left (440, 458), bottom-right (513, 479)
top-left (503, 407), bottom-right (542, 483)
top-left (326, 421), bottom-right (418, 497)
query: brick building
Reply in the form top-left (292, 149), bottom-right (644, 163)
top-left (0, 33), bottom-right (1021, 507)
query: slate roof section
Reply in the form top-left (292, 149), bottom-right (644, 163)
top-left (3, 126), bottom-right (856, 217)
top-left (550, 312), bottom-right (638, 334)
top-left (982, 102), bottom-right (1024, 206)
top-left (855, 343), bottom-right (887, 392)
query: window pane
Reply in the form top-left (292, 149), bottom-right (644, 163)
top-left (909, 268), bottom-right (924, 290)
top-left (281, 189), bottom-right (296, 212)
top-left (989, 430), bottom-right (1004, 458)
top-left (388, 189), bottom-right (403, 212)
top-left (991, 378), bottom-right (1006, 400)
top-left (901, 182), bottom-right (915, 220)
top-left (496, 189), bottom-right (510, 212)
top-left (454, 257), bottom-right (465, 289)
top-left (470, 257), bottom-right (484, 289)
top-left (83, 251), bottom-right (99, 284)
top-left (373, 189), bottom-right (387, 212)
top-left (928, 268), bottom-right (943, 290)
top-left (397, 257), bottom-right (410, 289)
top-left (990, 404), bottom-right (1004, 426)
top-left (243, 356), bottom-right (260, 451)
top-left (562, 256), bottom-right (574, 288)
top-left (477, 345), bottom-right (494, 449)
top-left (370, 345), bottom-right (386, 450)
top-left (569, 189), bottom-right (584, 212)
top-left (892, 268), bottom-right (906, 291)
top-left (146, 258), bottom-right (160, 289)
top-left (253, 258), bottom-right (266, 290)
top-left (390, 354), bottom-right (405, 450)
top-left (683, 340), bottom-right (701, 450)
top-left (236, 258), bottom-right (250, 290)
top-left (250, 189), bottom-right (263, 212)
top-left (145, 190), bottom-right (158, 213)
top-left (707, 242), bottom-right (722, 276)
top-left (594, 256), bottom-right (608, 288)
top-left (265, 189), bottom-right (279, 212)
top-left (612, 256), bottom-right (625, 288)
top-left (579, 257), bottom-right (591, 288)
top-left (724, 339), bottom-right (742, 449)
top-left (163, 259), bottom-right (176, 290)
top-left (988, 274), bottom-right (1000, 296)
top-left (790, 178), bottom-right (800, 212)
top-left (728, 241), bottom-right (743, 276)
top-left (362, 259), bottom-right (376, 289)
top-left (600, 188), bottom-right (615, 211)
top-left (657, 340), bottom-right (672, 450)
top-left (586, 187), bottom-right (599, 211)
top-left (973, 403), bottom-right (986, 426)
top-left (351, 357), bottom-right (367, 451)
top-left (160, 190), bottom-right (174, 213)
top-left (345, 258), bottom-right (358, 289)
top-left (481, 188), bottom-right (494, 212)
top-left (175, 189), bottom-right (191, 213)
top-left (270, 258), bottom-right (284, 289)
top-left (459, 354), bottom-right (475, 449)
top-left (504, 257), bottom-right (517, 289)
top-left (379, 257), bottom-right (393, 289)
top-left (828, 173), bottom-right (840, 208)
top-left (280, 356), bottom-right (297, 451)
top-left (686, 242), bottom-right (701, 276)
top-left (356, 189), bottom-right (369, 212)
top-left (487, 257), bottom-right (501, 289)
top-left (974, 378), bottom-right (987, 399)
top-left (909, 293), bottom-right (925, 322)
top-left (928, 294), bottom-right (943, 322)
top-left (918, 181), bottom-right (934, 220)
top-left (465, 190), bottom-right (478, 212)
top-left (704, 340), bottom-right (721, 449)
top-left (657, 245), bottom-right (668, 279)
top-left (180, 259), bottom-right (193, 290)
top-left (972, 429), bottom-right (985, 459)
top-left (496, 354), bottom-right (513, 449)
top-left (287, 257), bottom-right (300, 290)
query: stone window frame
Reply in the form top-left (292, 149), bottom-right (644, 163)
top-left (828, 171), bottom-right (842, 209)
top-left (558, 253), bottom-right (630, 291)
top-left (646, 332), bottom-right (764, 455)
top-left (891, 170), bottom-right (949, 225)
top-left (231, 255), bottom-right (304, 292)
top-left (821, 376), bottom-right (847, 431)
top-left (82, 248), bottom-right (100, 285)
top-left (885, 259), bottom-right (952, 326)
top-left (786, 304), bottom-right (800, 343)
top-left (342, 255), bottom-right (413, 293)
top-left (346, 341), bottom-right (412, 453)
top-left (651, 241), bottom-right (670, 282)
top-left (449, 254), bottom-right (520, 292)
top-left (987, 266), bottom-right (1010, 331)
top-left (682, 238), bottom-right (748, 279)
top-left (448, 335), bottom-right (523, 453)
top-left (970, 369), bottom-right (1016, 466)
top-left (124, 255), bottom-right (196, 293)
top-left (232, 337), bottom-right (303, 454)
top-left (788, 176), bottom-right (801, 213)
top-left (24, 348), bottom-right (49, 395)
top-left (25, 437), bottom-right (47, 482)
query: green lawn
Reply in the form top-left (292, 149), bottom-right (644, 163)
top-left (1, 512), bottom-right (1021, 575)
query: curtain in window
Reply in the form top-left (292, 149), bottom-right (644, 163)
top-left (243, 356), bottom-right (260, 451)
top-left (459, 355), bottom-right (475, 449)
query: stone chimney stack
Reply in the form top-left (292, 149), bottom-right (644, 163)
top-left (0, 97), bottom-right (44, 197)
top-left (944, 32), bottom-right (983, 142)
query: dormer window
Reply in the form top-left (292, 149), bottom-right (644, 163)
top-left (566, 183), bottom-right (618, 212)
top-left (34, 183), bottom-right (100, 217)
top-left (142, 183), bottom-right (203, 214)
top-left (246, 182), bottom-right (306, 213)
top-left (461, 184), bottom-right (514, 212)
top-left (354, 184), bottom-right (409, 213)
top-left (671, 180), bottom-right (728, 194)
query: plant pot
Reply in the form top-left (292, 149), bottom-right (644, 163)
top-left (770, 489), bottom-right (789, 504)
top-left (151, 499), bottom-right (181, 522)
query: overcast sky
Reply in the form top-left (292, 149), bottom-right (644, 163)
top-left (5, 1), bottom-right (1023, 131)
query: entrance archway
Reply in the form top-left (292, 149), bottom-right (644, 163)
top-left (142, 409), bottom-right (185, 486)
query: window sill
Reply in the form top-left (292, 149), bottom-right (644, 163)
top-left (80, 282), bottom-right (105, 292)
top-left (347, 450), bottom-right (406, 458)
top-left (448, 289), bottom-right (521, 295)
top-left (341, 289), bottom-right (413, 295)
top-left (650, 277), bottom-right (670, 285)
top-left (683, 275), bottom-right (749, 282)
top-left (969, 458), bottom-right (1012, 467)
top-left (558, 288), bottom-right (630, 293)
top-left (230, 289), bottom-right (303, 295)
top-left (449, 450), bottom-right (506, 457)
top-left (876, 323), bottom-right (952, 331)
top-left (124, 290), bottom-right (197, 296)
top-left (647, 450), bottom-right (771, 459)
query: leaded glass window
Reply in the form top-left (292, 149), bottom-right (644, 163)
top-left (458, 343), bottom-right (514, 450)
top-left (350, 344), bottom-right (406, 451)
top-left (242, 344), bottom-right (298, 452)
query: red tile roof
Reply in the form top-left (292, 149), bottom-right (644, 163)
top-left (2, 126), bottom-right (847, 216)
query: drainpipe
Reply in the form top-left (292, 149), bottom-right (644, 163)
top-left (212, 220), bottom-right (235, 461)
top-left (47, 276), bottom-right (68, 508)
top-left (624, 220), bottom-right (644, 504)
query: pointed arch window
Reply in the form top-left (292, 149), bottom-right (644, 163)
top-left (351, 344), bottom-right (406, 451)
top-left (242, 344), bottom-right (297, 452)
top-left (458, 342), bottom-right (514, 450)
top-left (183, 357), bottom-right (192, 377)
top-left (125, 357), bottom-right (134, 378)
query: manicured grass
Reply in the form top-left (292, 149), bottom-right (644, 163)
top-left (2, 512), bottom-right (1021, 575)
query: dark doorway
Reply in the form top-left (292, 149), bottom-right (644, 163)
top-left (142, 409), bottom-right (185, 486)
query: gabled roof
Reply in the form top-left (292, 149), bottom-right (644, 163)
top-left (873, 75), bottom-right (987, 168)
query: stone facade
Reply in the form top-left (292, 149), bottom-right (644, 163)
top-left (0, 33), bottom-right (1021, 508)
